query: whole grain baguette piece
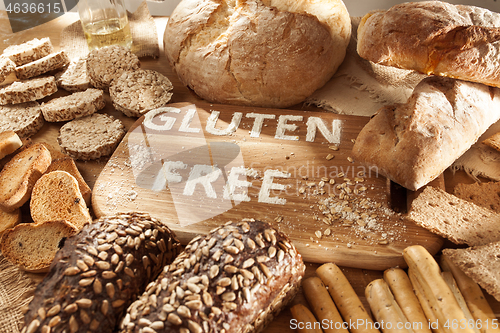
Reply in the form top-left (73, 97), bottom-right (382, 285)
top-left (15, 50), bottom-right (70, 80)
top-left (443, 243), bottom-right (500, 302)
top-left (55, 57), bottom-right (90, 92)
top-left (0, 219), bottom-right (78, 272)
top-left (86, 45), bottom-right (140, 90)
top-left (30, 170), bottom-right (91, 230)
top-left (352, 76), bottom-right (500, 191)
top-left (454, 181), bottom-right (500, 212)
top-left (45, 157), bottom-right (91, 206)
top-left (0, 56), bottom-right (16, 83)
top-left (2, 37), bottom-right (54, 66)
top-left (357, 1), bottom-right (500, 87)
top-left (41, 88), bottom-right (105, 122)
top-left (109, 69), bottom-right (173, 117)
top-left (0, 130), bottom-right (22, 159)
top-left (23, 212), bottom-right (181, 333)
top-left (408, 186), bottom-right (500, 246)
top-left (0, 207), bottom-right (21, 235)
top-left (58, 113), bottom-right (125, 160)
top-left (0, 143), bottom-right (51, 211)
top-left (0, 76), bottom-right (57, 105)
top-left (119, 219), bottom-right (306, 333)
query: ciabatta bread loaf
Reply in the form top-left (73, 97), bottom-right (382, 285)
top-left (23, 212), bottom-right (181, 333)
top-left (2, 37), bottom-right (54, 66)
top-left (120, 219), bottom-right (305, 333)
top-left (164, 0), bottom-right (351, 108)
top-left (352, 76), bottom-right (500, 191)
top-left (30, 170), bottom-right (92, 230)
top-left (357, 1), bottom-right (500, 87)
top-left (0, 219), bottom-right (79, 272)
top-left (0, 130), bottom-right (22, 159)
top-left (0, 143), bottom-right (51, 211)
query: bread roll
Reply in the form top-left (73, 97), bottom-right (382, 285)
top-left (119, 219), bottom-right (305, 333)
top-left (357, 1), bottom-right (500, 87)
top-left (352, 76), bottom-right (500, 191)
top-left (163, 0), bottom-right (351, 108)
top-left (23, 212), bottom-right (181, 333)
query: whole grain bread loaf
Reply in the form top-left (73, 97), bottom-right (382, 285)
top-left (443, 243), bottom-right (500, 302)
top-left (164, 0), bottom-right (351, 108)
top-left (408, 186), bottom-right (500, 246)
top-left (41, 88), bottom-right (105, 122)
top-left (30, 170), bottom-right (92, 230)
top-left (23, 212), bottom-right (181, 333)
top-left (357, 1), bottom-right (500, 88)
top-left (120, 219), bottom-right (305, 333)
top-left (58, 113), bottom-right (125, 160)
top-left (2, 37), bottom-right (54, 66)
top-left (86, 45), bottom-right (140, 90)
top-left (0, 101), bottom-right (44, 138)
top-left (0, 76), bottom-right (57, 105)
top-left (15, 50), bottom-right (70, 80)
top-left (0, 219), bottom-right (79, 272)
top-left (352, 76), bottom-right (500, 191)
top-left (109, 69), bottom-right (173, 117)
top-left (0, 143), bottom-right (51, 211)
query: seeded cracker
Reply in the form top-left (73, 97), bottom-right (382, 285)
top-left (0, 101), bottom-right (44, 138)
top-left (41, 88), bottom-right (105, 122)
top-left (0, 56), bottom-right (15, 82)
top-left (2, 37), bottom-right (54, 66)
top-left (110, 69), bottom-right (173, 117)
top-left (55, 57), bottom-right (90, 92)
top-left (58, 113), bottom-right (125, 160)
top-left (23, 212), bottom-right (181, 333)
top-left (120, 219), bottom-right (305, 333)
top-left (0, 76), bottom-right (57, 105)
top-left (15, 50), bottom-right (70, 80)
top-left (86, 45), bottom-right (140, 90)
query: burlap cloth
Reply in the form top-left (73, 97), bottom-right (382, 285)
top-left (60, 0), bottom-right (160, 59)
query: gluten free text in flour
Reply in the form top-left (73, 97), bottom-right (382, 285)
top-left (131, 104), bottom-right (365, 225)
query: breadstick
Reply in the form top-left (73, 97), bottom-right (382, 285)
top-left (366, 278), bottom-right (413, 333)
top-left (302, 277), bottom-right (349, 333)
top-left (408, 268), bottom-right (445, 333)
top-left (290, 304), bottom-right (324, 333)
top-left (384, 268), bottom-right (432, 333)
top-left (316, 263), bottom-right (381, 333)
top-left (440, 256), bottom-right (500, 333)
top-left (403, 245), bottom-right (475, 333)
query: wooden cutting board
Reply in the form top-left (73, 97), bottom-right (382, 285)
top-left (92, 102), bottom-right (443, 270)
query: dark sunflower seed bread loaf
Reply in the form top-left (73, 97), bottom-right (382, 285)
top-left (120, 219), bottom-right (305, 333)
top-left (23, 212), bottom-right (181, 333)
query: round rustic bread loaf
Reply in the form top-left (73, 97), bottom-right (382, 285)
top-left (163, 0), bottom-right (351, 108)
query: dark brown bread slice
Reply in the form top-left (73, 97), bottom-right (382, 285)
top-left (0, 143), bottom-right (51, 211)
top-left (30, 170), bottom-right (91, 230)
top-left (119, 219), bottom-right (306, 333)
top-left (45, 157), bottom-right (91, 207)
top-left (23, 212), bottom-right (181, 333)
top-left (443, 243), bottom-right (500, 302)
top-left (454, 181), bottom-right (500, 212)
top-left (0, 220), bottom-right (78, 272)
top-left (408, 186), bottom-right (500, 246)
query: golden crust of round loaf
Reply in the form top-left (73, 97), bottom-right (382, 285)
top-left (163, 0), bottom-right (351, 108)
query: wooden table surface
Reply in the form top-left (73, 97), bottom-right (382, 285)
top-left (0, 10), bottom-right (498, 333)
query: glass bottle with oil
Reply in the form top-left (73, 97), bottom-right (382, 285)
top-left (78, 0), bottom-right (133, 51)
